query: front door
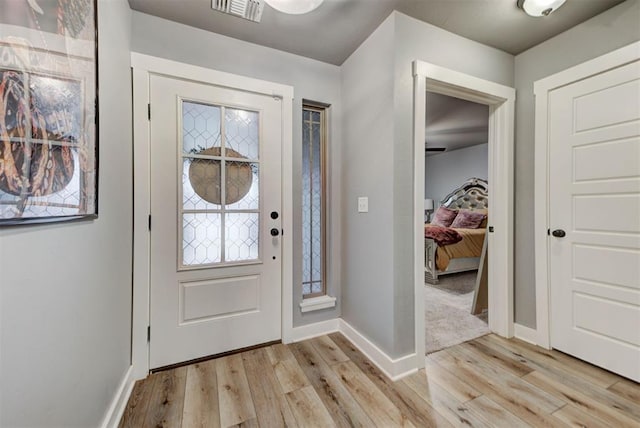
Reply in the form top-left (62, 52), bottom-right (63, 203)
top-left (549, 60), bottom-right (640, 381)
top-left (149, 74), bottom-right (283, 369)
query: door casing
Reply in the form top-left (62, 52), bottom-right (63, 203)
top-left (413, 60), bottom-right (516, 369)
top-left (131, 53), bottom-right (294, 380)
top-left (534, 40), bottom-right (640, 349)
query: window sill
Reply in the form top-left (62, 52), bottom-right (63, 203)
top-left (299, 295), bottom-right (337, 313)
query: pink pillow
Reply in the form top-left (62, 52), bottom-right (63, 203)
top-left (431, 207), bottom-right (458, 227)
top-left (450, 209), bottom-right (486, 229)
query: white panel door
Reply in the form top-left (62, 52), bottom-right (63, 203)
top-left (549, 60), bottom-right (640, 381)
top-left (149, 74), bottom-right (283, 369)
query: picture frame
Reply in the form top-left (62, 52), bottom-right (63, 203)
top-left (0, 0), bottom-right (98, 226)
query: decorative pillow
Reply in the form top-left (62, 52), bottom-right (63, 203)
top-left (475, 208), bottom-right (489, 228)
top-left (450, 209), bottom-right (486, 229)
top-left (431, 207), bottom-right (458, 227)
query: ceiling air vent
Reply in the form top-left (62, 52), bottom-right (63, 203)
top-left (212, 0), bottom-right (263, 22)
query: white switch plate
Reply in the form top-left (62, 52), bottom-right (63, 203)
top-left (358, 197), bottom-right (368, 213)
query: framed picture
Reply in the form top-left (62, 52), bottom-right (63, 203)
top-left (0, 0), bottom-right (98, 226)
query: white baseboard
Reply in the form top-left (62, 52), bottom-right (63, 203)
top-left (100, 365), bottom-right (135, 428)
top-left (514, 323), bottom-right (538, 345)
top-left (289, 318), bottom-right (340, 342)
top-left (288, 318), bottom-right (418, 381)
top-left (338, 319), bottom-right (417, 381)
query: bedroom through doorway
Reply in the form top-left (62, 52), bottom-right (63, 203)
top-left (423, 91), bottom-right (490, 355)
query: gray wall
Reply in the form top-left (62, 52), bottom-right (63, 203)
top-left (341, 14), bottom-right (397, 355)
top-left (391, 12), bottom-right (514, 357)
top-left (513, 0), bottom-right (640, 328)
top-left (131, 12), bottom-right (343, 327)
top-left (425, 144), bottom-right (489, 208)
top-left (341, 11), bottom-right (514, 358)
top-left (0, 0), bottom-right (133, 426)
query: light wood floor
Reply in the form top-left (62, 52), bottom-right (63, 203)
top-left (119, 333), bottom-right (640, 427)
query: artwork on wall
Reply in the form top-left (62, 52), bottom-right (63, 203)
top-left (0, 0), bottom-right (98, 225)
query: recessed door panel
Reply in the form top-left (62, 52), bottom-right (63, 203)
top-left (549, 60), bottom-right (640, 382)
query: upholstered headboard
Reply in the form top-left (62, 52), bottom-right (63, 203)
top-left (440, 177), bottom-right (488, 210)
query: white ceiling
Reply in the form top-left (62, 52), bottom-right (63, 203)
top-left (426, 92), bottom-right (489, 156)
top-left (128, 0), bottom-right (625, 65)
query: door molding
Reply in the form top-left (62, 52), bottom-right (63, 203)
top-left (533, 41), bottom-right (640, 349)
top-left (131, 53), bottom-right (294, 380)
top-left (413, 61), bottom-right (516, 368)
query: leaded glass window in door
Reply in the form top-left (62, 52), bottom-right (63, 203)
top-left (180, 101), bottom-right (260, 268)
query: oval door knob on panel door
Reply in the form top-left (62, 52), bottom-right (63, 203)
top-left (270, 228), bottom-right (280, 237)
top-left (552, 229), bottom-right (566, 238)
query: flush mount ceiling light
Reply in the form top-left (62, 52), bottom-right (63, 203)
top-left (517, 0), bottom-right (566, 17)
top-left (264, 0), bottom-right (324, 15)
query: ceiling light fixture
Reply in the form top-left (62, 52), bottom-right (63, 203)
top-left (264, 0), bottom-right (324, 15)
top-left (517, 0), bottom-right (566, 17)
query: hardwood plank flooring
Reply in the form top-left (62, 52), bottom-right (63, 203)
top-left (144, 367), bottom-right (187, 428)
top-left (182, 360), bottom-right (220, 428)
top-left (329, 333), bottom-right (453, 428)
top-left (286, 386), bottom-right (336, 427)
top-left (430, 348), bottom-right (567, 427)
top-left (120, 334), bottom-right (640, 428)
top-left (216, 354), bottom-right (257, 427)
top-left (242, 348), bottom-right (298, 428)
top-left (118, 374), bottom-right (157, 428)
top-left (290, 341), bottom-right (374, 428)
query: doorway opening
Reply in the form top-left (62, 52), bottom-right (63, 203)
top-left (423, 92), bottom-right (490, 354)
top-left (412, 60), bottom-right (515, 366)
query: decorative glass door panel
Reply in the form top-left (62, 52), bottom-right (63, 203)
top-left (149, 73), bottom-right (282, 370)
top-left (180, 100), bottom-right (260, 268)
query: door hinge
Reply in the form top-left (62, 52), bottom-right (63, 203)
top-left (147, 103), bottom-right (151, 120)
top-left (148, 214), bottom-right (151, 231)
top-left (147, 326), bottom-right (151, 342)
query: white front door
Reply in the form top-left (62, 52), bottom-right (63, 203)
top-left (149, 74), bottom-right (283, 369)
top-left (549, 60), bottom-right (640, 381)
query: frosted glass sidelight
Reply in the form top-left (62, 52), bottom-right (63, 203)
top-left (302, 119), bottom-right (312, 285)
top-left (301, 106), bottom-right (325, 296)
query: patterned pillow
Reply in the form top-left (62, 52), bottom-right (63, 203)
top-left (450, 209), bottom-right (486, 229)
top-left (431, 207), bottom-right (458, 227)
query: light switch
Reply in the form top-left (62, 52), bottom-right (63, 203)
top-left (358, 197), bottom-right (368, 213)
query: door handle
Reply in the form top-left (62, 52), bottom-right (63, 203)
top-left (552, 229), bottom-right (566, 238)
top-left (270, 228), bottom-right (280, 237)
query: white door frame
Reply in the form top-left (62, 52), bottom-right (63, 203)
top-left (130, 53), bottom-right (294, 380)
top-left (533, 41), bottom-right (640, 349)
top-left (413, 61), bottom-right (516, 366)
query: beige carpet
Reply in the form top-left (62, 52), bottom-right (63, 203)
top-left (425, 271), bottom-right (490, 354)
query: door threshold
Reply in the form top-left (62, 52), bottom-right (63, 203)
top-left (150, 339), bottom-right (282, 374)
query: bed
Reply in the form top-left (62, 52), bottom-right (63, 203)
top-left (424, 177), bottom-right (488, 285)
